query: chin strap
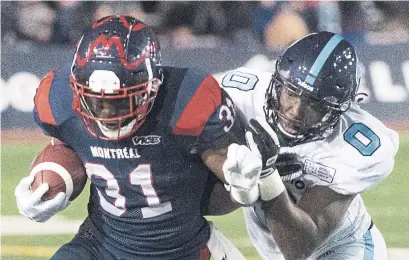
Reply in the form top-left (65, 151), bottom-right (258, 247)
top-left (97, 119), bottom-right (137, 139)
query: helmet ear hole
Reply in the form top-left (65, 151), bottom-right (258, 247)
top-left (354, 93), bottom-right (368, 103)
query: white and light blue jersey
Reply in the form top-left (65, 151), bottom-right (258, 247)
top-left (218, 67), bottom-right (399, 260)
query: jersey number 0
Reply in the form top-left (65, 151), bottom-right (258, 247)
top-left (221, 71), bottom-right (259, 91)
top-left (344, 123), bottom-right (380, 156)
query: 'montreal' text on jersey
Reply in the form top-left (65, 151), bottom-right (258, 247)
top-left (90, 146), bottom-right (141, 159)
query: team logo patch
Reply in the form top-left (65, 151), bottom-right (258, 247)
top-left (303, 159), bottom-right (336, 183)
top-left (132, 135), bottom-right (161, 145)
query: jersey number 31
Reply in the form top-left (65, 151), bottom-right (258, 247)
top-left (86, 163), bottom-right (172, 218)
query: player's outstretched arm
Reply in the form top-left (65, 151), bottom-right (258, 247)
top-left (250, 119), bottom-right (356, 259)
top-left (188, 75), bottom-right (264, 211)
top-left (262, 186), bottom-right (355, 259)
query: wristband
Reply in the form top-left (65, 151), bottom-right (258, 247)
top-left (280, 170), bottom-right (303, 182)
top-left (259, 169), bottom-right (285, 201)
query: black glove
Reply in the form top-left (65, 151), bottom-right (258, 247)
top-left (276, 149), bottom-right (304, 182)
top-left (246, 119), bottom-right (280, 177)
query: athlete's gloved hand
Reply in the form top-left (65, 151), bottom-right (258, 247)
top-left (276, 147), bottom-right (304, 182)
top-left (223, 142), bottom-right (262, 206)
top-left (246, 119), bottom-right (285, 201)
top-left (247, 119), bottom-right (280, 176)
top-left (15, 175), bottom-right (70, 223)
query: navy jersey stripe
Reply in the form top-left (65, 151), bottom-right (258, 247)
top-left (305, 35), bottom-right (344, 86)
top-left (48, 65), bottom-right (75, 126)
top-left (169, 69), bottom-right (209, 129)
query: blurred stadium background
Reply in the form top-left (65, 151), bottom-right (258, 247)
top-left (1, 1), bottom-right (408, 259)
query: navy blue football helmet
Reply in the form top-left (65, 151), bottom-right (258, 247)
top-left (70, 15), bottom-right (163, 140)
top-left (264, 31), bottom-right (360, 145)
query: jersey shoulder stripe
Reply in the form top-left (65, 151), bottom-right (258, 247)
top-left (170, 69), bottom-right (221, 136)
top-left (34, 68), bottom-right (58, 125)
top-left (34, 65), bottom-right (75, 127)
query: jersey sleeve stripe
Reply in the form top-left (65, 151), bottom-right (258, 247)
top-left (34, 69), bottom-right (58, 126)
top-left (305, 35), bottom-right (344, 86)
top-left (48, 67), bottom-right (73, 125)
top-left (169, 69), bottom-right (209, 129)
top-left (171, 75), bottom-right (221, 136)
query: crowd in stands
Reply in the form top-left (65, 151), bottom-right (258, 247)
top-left (2, 1), bottom-right (409, 49)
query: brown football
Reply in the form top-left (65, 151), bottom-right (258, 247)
top-left (29, 143), bottom-right (87, 201)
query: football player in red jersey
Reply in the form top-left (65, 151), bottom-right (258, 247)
top-left (14, 16), bottom-right (263, 260)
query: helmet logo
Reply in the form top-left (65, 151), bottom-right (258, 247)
top-left (89, 70), bottom-right (120, 94)
top-left (295, 78), bottom-right (315, 92)
top-left (75, 34), bottom-right (150, 70)
top-left (92, 16), bottom-right (146, 31)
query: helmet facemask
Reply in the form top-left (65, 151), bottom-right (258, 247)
top-left (264, 73), bottom-right (350, 146)
top-left (71, 70), bottom-right (161, 140)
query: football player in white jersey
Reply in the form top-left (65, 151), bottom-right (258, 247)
top-left (219, 31), bottom-right (399, 259)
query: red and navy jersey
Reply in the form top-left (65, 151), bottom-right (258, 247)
top-left (33, 65), bottom-right (243, 259)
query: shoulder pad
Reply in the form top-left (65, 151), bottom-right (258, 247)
top-left (34, 65), bottom-right (76, 127)
top-left (170, 69), bottom-right (221, 136)
top-left (299, 105), bottom-right (399, 194)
